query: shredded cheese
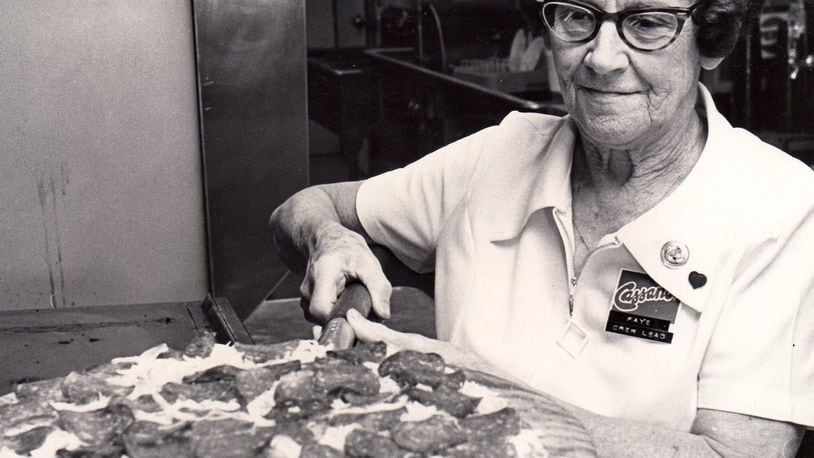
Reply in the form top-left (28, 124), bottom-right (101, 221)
top-left (28, 430), bottom-right (84, 458)
top-left (0, 393), bottom-right (18, 406)
top-left (268, 435), bottom-right (301, 458)
top-left (318, 423), bottom-right (361, 451)
top-left (49, 394), bottom-right (110, 412)
top-left (459, 381), bottom-right (507, 415)
top-left (245, 381), bottom-right (280, 420)
top-left (509, 429), bottom-right (550, 458)
top-left (400, 399), bottom-right (440, 422)
top-left (378, 376), bottom-right (401, 395)
top-left (109, 344), bottom-right (261, 398)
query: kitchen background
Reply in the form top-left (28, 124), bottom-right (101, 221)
top-left (0, 0), bottom-right (811, 321)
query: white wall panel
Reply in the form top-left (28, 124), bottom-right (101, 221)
top-left (0, 0), bottom-right (207, 309)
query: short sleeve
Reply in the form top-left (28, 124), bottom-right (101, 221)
top-left (356, 126), bottom-right (497, 272)
top-left (698, 202), bottom-right (814, 427)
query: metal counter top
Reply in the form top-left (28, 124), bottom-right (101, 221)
top-left (365, 47), bottom-right (567, 115)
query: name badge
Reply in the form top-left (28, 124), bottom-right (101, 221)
top-left (605, 269), bottom-right (680, 344)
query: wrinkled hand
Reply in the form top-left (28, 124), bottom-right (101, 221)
top-left (344, 309), bottom-right (525, 385)
top-left (301, 222), bottom-right (391, 323)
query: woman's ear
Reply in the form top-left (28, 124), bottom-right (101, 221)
top-left (701, 55), bottom-right (725, 70)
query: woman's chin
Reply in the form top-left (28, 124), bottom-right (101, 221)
top-left (574, 116), bottom-right (648, 149)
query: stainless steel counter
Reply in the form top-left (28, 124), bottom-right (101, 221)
top-left (365, 47), bottom-right (567, 115)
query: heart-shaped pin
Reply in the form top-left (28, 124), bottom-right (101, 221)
top-left (689, 271), bottom-right (707, 289)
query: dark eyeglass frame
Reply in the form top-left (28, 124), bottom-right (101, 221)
top-left (537, 0), bottom-right (706, 51)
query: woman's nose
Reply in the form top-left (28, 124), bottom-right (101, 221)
top-left (583, 21), bottom-right (629, 74)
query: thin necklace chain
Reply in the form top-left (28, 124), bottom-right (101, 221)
top-left (570, 117), bottom-right (702, 251)
top-left (573, 217), bottom-right (591, 250)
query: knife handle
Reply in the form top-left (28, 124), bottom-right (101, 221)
top-left (317, 282), bottom-right (373, 349)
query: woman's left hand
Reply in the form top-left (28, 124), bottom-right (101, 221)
top-left (343, 309), bottom-right (526, 386)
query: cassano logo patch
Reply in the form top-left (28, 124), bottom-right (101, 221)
top-left (605, 269), bottom-right (680, 343)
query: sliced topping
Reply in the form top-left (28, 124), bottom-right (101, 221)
top-left (0, 400), bottom-right (58, 436)
top-left (378, 351), bottom-right (446, 388)
top-left (329, 407), bottom-right (406, 431)
top-left (188, 419), bottom-right (274, 458)
top-left (189, 418), bottom-right (256, 436)
top-left (60, 370), bottom-right (131, 404)
top-left (274, 370), bottom-right (319, 405)
top-left (55, 442), bottom-right (126, 457)
top-left (391, 415), bottom-right (467, 453)
top-left (235, 342), bottom-right (296, 364)
top-left (337, 391), bottom-right (396, 407)
top-left (326, 341), bottom-right (388, 365)
top-left (0, 339), bottom-right (551, 457)
top-left (270, 399), bottom-right (331, 423)
top-left (344, 429), bottom-right (410, 458)
top-left (314, 364), bottom-right (380, 397)
top-left (441, 369), bottom-right (467, 390)
top-left (301, 442), bottom-right (345, 458)
top-left (13, 378), bottom-right (65, 404)
top-left (160, 381), bottom-right (240, 404)
top-left (235, 361), bottom-right (300, 402)
top-left (236, 340), bottom-right (326, 365)
top-left (112, 394), bottom-right (163, 414)
top-left (183, 332), bottom-right (216, 359)
top-left (182, 365), bottom-right (243, 384)
top-left (121, 420), bottom-right (194, 458)
top-left (274, 364), bottom-right (380, 407)
top-left (407, 386), bottom-right (480, 418)
top-left (0, 426), bottom-right (54, 455)
top-left (57, 404), bottom-right (134, 446)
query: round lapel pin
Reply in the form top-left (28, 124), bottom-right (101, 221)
top-left (660, 241), bottom-right (689, 269)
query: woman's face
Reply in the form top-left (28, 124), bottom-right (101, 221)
top-left (549, 0), bottom-right (719, 149)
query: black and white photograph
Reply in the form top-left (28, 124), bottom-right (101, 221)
top-left (1, 0), bottom-right (813, 456)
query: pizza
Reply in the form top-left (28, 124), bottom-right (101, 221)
top-left (0, 333), bottom-right (595, 457)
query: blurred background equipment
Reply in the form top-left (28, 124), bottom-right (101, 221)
top-left (726, 0), bottom-right (814, 163)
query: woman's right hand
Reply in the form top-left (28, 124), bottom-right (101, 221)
top-left (300, 221), bottom-right (392, 323)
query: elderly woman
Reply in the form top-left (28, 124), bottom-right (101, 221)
top-left (271, 0), bottom-right (814, 454)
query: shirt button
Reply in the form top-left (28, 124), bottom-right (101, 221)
top-left (660, 241), bottom-right (689, 268)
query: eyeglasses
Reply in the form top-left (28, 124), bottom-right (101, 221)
top-left (537, 0), bottom-right (705, 51)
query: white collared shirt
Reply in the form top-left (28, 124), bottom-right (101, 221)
top-left (357, 85), bottom-right (814, 431)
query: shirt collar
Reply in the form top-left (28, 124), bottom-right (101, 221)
top-left (484, 84), bottom-right (734, 313)
top-left (482, 115), bottom-right (576, 240)
top-left (616, 84), bottom-right (733, 312)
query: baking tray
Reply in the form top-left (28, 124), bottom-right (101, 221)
top-left (0, 295), bottom-right (253, 394)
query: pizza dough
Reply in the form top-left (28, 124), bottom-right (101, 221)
top-left (0, 334), bottom-right (595, 457)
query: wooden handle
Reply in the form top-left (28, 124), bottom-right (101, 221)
top-left (317, 283), bottom-right (373, 349)
top-left (329, 282), bottom-right (373, 321)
